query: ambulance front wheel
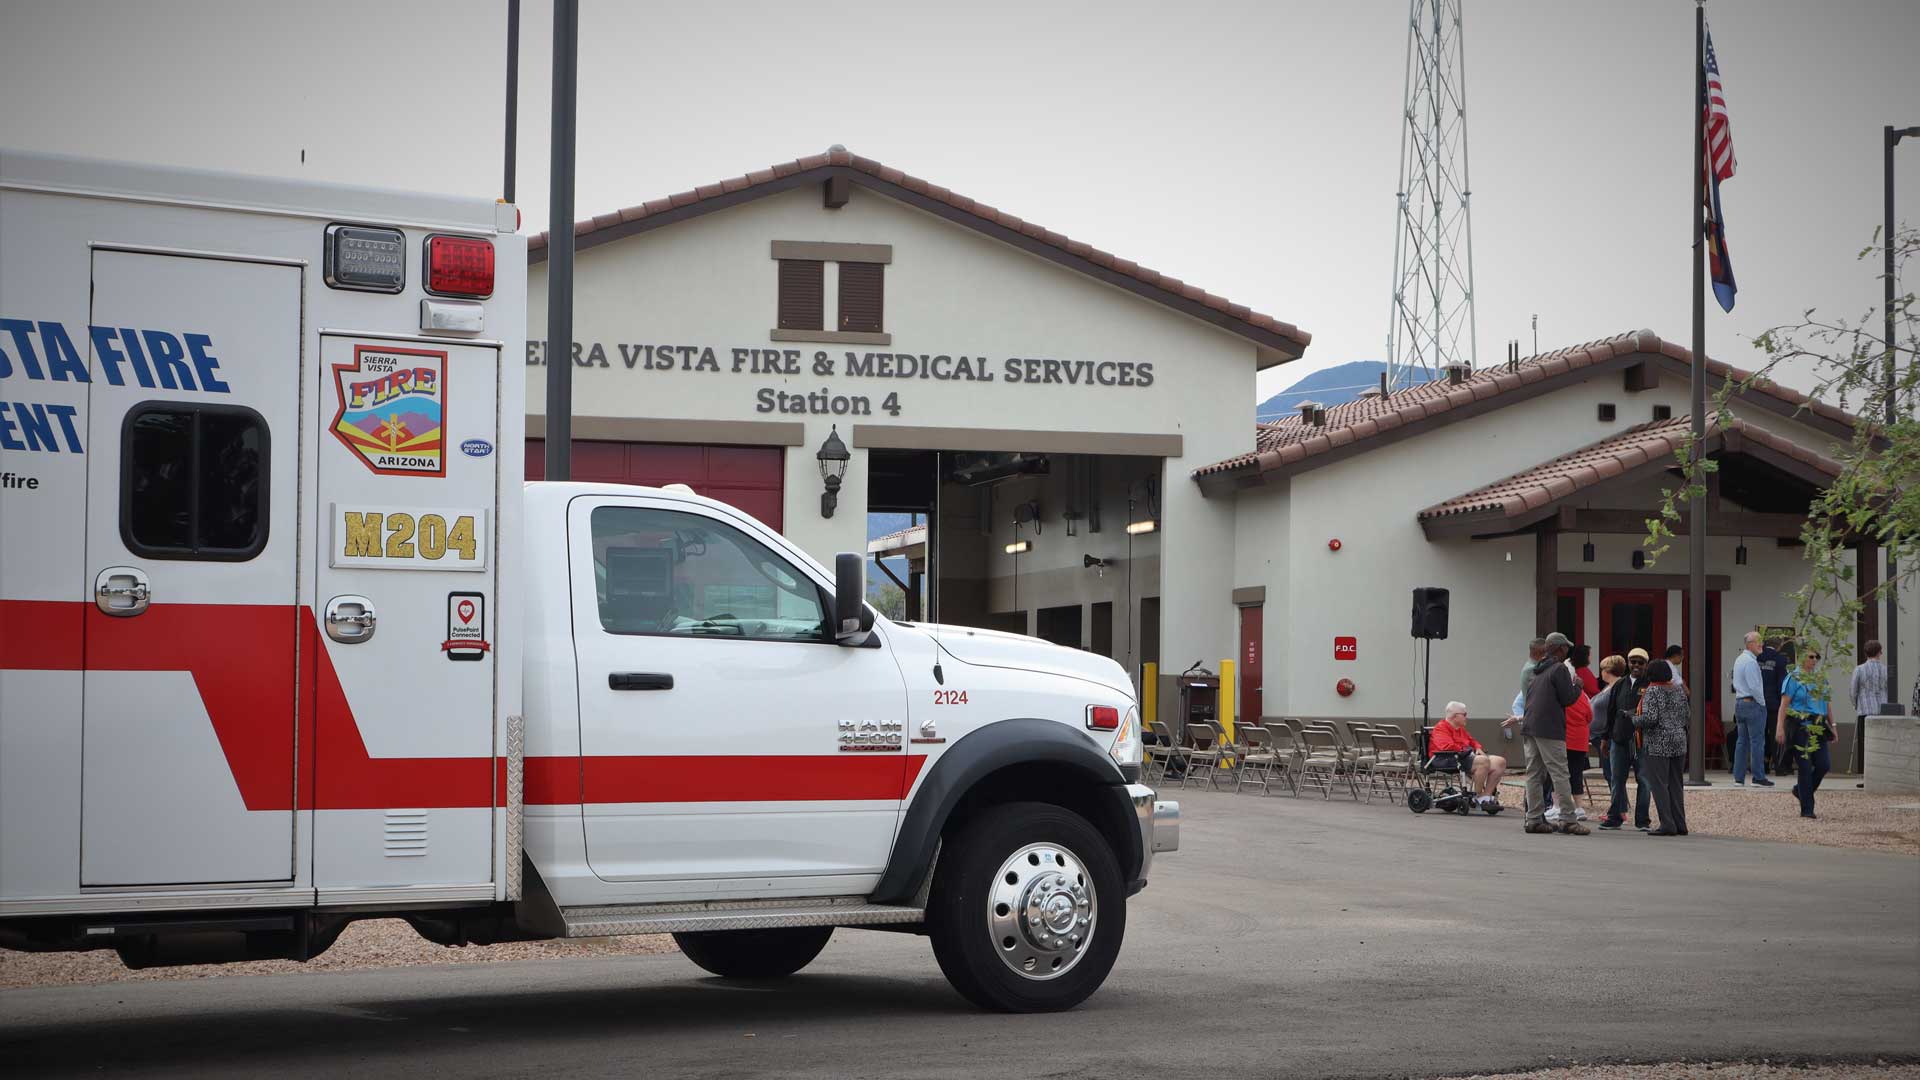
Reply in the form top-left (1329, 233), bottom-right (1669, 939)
top-left (672, 926), bottom-right (833, 979)
top-left (925, 801), bottom-right (1125, 1013)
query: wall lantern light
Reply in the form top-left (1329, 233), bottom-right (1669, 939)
top-left (1735, 537), bottom-right (1749, 566)
top-left (1631, 550), bottom-right (1646, 570)
top-left (816, 425), bottom-right (850, 519)
top-left (1582, 541), bottom-right (1596, 563)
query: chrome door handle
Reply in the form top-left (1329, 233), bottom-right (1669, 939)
top-left (94, 567), bottom-right (151, 617)
top-left (325, 595), bottom-right (377, 643)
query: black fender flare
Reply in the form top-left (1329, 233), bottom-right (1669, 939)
top-left (870, 717), bottom-right (1138, 905)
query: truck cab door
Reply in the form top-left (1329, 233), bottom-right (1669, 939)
top-left (567, 493), bottom-right (911, 897)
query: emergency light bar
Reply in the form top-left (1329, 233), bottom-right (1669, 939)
top-left (425, 234), bottom-right (495, 298)
top-left (323, 224), bottom-right (406, 292)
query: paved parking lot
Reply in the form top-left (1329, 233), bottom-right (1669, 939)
top-left (4, 788), bottom-right (1917, 1079)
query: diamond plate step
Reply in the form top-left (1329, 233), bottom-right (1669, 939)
top-left (561, 896), bottom-right (926, 937)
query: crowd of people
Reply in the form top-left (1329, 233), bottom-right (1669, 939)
top-left (1470, 629), bottom-right (1860, 837)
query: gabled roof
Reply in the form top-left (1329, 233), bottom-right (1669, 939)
top-left (1195, 329), bottom-right (1856, 489)
top-left (1417, 415), bottom-right (1841, 534)
top-left (529, 148), bottom-right (1311, 360)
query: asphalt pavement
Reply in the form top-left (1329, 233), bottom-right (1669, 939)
top-left (4, 789), bottom-right (1918, 1079)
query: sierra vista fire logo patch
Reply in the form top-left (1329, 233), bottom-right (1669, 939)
top-left (331, 345), bottom-right (448, 476)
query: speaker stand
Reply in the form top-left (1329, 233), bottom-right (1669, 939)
top-left (1420, 635), bottom-right (1433, 731)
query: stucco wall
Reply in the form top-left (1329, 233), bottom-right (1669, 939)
top-left (1228, 365), bottom-right (1901, 738)
top-left (528, 182), bottom-right (1268, 713)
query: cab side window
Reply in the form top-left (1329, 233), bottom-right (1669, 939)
top-left (591, 505), bottom-right (828, 643)
top-left (121, 403), bottom-right (270, 560)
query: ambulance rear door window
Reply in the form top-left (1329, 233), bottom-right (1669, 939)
top-left (121, 402), bottom-right (270, 560)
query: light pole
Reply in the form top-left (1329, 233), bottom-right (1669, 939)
top-left (1884, 124), bottom-right (1919, 720)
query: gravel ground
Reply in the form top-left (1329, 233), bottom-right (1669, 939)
top-left (1487, 775), bottom-right (1920, 855)
top-left (1439, 1063), bottom-right (1920, 1080)
top-left (0, 918), bottom-right (676, 989)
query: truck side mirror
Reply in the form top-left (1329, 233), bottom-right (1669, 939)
top-left (834, 552), bottom-right (875, 644)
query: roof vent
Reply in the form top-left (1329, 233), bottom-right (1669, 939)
top-left (1356, 387), bottom-right (1382, 400)
top-left (828, 143), bottom-right (847, 153)
top-left (1445, 362), bottom-right (1471, 386)
top-left (1297, 400), bottom-right (1327, 427)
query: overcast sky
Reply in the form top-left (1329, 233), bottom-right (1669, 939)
top-left (4, 0), bottom-right (1915, 402)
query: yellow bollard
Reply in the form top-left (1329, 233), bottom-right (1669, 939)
top-left (1141, 662), bottom-right (1157, 732)
top-left (1219, 658), bottom-right (1236, 744)
top-left (1219, 658), bottom-right (1236, 768)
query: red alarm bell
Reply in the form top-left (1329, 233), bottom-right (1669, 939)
top-left (1336, 678), bottom-right (1355, 697)
top-left (1328, 538), bottom-right (1343, 552)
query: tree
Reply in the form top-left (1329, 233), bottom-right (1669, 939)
top-left (870, 581), bottom-right (908, 621)
top-left (1647, 226), bottom-right (1917, 696)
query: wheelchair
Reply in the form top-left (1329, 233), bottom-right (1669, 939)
top-left (1406, 729), bottom-right (1503, 816)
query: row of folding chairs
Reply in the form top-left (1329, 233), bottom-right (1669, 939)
top-left (1142, 717), bottom-right (1421, 801)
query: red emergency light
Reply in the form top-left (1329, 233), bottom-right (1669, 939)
top-left (1086, 705), bottom-right (1120, 731)
top-left (424, 234), bottom-right (495, 298)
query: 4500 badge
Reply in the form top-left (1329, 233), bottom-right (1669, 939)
top-left (330, 504), bottom-right (488, 571)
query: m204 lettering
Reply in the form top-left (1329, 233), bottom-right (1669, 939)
top-left (932, 689), bottom-right (968, 706)
top-left (342, 511), bottom-right (478, 562)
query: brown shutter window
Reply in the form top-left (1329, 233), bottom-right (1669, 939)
top-left (837, 262), bottom-right (884, 334)
top-left (777, 259), bottom-right (824, 331)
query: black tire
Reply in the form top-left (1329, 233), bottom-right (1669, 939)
top-left (672, 926), bottom-right (833, 979)
top-left (1407, 788), bottom-right (1433, 813)
top-left (926, 801), bottom-right (1125, 1013)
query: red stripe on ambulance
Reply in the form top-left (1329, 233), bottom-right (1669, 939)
top-left (3, 600), bottom-right (923, 809)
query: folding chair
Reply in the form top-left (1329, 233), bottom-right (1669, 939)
top-left (1234, 724), bottom-right (1282, 794)
top-left (1181, 723), bottom-right (1226, 790)
top-left (1298, 726), bottom-right (1349, 799)
top-left (1365, 731), bottom-right (1416, 802)
top-left (1267, 724), bottom-right (1305, 795)
top-left (1144, 719), bottom-right (1178, 783)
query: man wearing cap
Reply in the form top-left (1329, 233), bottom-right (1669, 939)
top-left (1602, 649), bottom-right (1653, 830)
top-left (1521, 632), bottom-right (1588, 835)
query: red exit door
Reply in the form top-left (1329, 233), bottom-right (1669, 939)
top-left (1239, 605), bottom-right (1263, 725)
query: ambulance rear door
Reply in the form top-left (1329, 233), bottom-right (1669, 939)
top-left (313, 333), bottom-right (499, 893)
top-left (80, 248), bottom-right (303, 887)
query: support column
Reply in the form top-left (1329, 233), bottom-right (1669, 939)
top-left (1535, 529), bottom-right (1558, 638)
top-left (1859, 541), bottom-right (1881, 657)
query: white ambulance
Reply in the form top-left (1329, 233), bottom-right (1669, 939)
top-left (0, 150), bottom-right (1176, 1013)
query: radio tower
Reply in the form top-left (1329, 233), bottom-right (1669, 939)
top-left (1386, 0), bottom-right (1478, 390)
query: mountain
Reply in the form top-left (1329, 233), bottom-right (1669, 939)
top-left (1256, 361), bottom-right (1435, 422)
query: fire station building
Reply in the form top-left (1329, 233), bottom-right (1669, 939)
top-left (528, 148), bottom-right (1907, 753)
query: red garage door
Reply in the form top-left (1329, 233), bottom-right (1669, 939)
top-left (526, 440), bottom-right (784, 531)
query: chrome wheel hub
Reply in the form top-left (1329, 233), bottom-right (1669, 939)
top-left (987, 841), bottom-right (1096, 981)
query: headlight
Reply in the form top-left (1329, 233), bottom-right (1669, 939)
top-left (1108, 706), bottom-right (1142, 768)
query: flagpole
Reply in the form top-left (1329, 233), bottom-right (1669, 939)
top-left (1687, 0), bottom-right (1711, 786)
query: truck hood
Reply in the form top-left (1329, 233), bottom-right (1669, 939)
top-left (904, 623), bottom-right (1134, 699)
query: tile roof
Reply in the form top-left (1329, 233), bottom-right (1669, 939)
top-left (1194, 329), bottom-right (1856, 481)
top-left (528, 148), bottom-right (1311, 352)
top-left (1417, 415), bottom-right (1842, 523)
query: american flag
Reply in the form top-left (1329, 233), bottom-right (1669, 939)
top-left (1703, 20), bottom-right (1737, 311)
top-left (1704, 27), bottom-right (1736, 182)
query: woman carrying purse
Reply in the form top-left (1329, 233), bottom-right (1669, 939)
top-left (1635, 659), bottom-right (1690, 837)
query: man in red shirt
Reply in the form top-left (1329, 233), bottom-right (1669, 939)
top-left (1431, 701), bottom-right (1507, 808)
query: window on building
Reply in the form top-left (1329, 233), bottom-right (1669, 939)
top-left (121, 403), bottom-right (270, 560)
top-left (590, 505), bottom-right (828, 643)
top-left (777, 259), bottom-right (824, 331)
top-left (838, 261), bottom-right (885, 334)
